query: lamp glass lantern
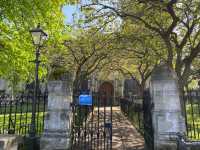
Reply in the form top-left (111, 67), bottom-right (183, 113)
top-left (30, 25), bottom-right (48, 46)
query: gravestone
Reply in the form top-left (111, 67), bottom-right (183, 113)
top-left (150, 64), bottom-right (186, 150)
top-left (123, 78), bottom-right (140, 98)
top-left (40, 80), bottom-right (72, 150)
top-left (0, 79), bottom-right (8, 94)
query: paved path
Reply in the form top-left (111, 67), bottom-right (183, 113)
top-left (111, 107), bottom-right (144, 150)
top-left (92, 107), bottom-right (145, 150)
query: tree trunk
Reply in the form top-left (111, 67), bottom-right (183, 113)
top-left (177, 61), bottom-right (192, 117)
top-left (73, 79), bottom-right (79, 96)
top-left (72, 68), bottom-right (81, 101)
top-left (140, 80), bottom-right (146, 97)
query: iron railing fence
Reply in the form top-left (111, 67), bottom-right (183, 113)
top-left (0, 91), bottom-right (47, 136)
top-left (143, 90), bottom-right (154, 150)
top-left (120, 90), bottom-right (154, 150)
top-left (184, 89), bottom-right (200, 140)
top-left (120, 96), bottom-right (144, 133)
top-left (165, 132), bottom-right (200, 150)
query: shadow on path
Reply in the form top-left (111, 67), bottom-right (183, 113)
top-left (111, 107), bottom-right (144, 150)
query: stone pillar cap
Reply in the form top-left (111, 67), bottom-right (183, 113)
top-left (151, 63), bottom-right (178, 81)
top-left (48, 80), bottom-right (71, 95)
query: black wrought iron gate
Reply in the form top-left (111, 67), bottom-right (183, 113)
top-left (143, 90), bottom-right (154, 150)
top-left (70, 93), bottom-right (113, 150)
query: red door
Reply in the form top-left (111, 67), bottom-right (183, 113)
top-left (98, 82), bottom-right (114, 106)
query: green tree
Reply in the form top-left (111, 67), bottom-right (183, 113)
top-left (63, 29), bottom-right (116, 96)
top-left (84, 0), bottom-right (200, 103)
top-left (0, 0), bottom-right (73, 92)
top-left (109, 21), bottom-right (162, 94)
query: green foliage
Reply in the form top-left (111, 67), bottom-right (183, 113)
top-left (0, 0), bottom-right (70, 90)
top-left (58, 28), bottom-right (117, 92)
top-left (83, 0), bottom-right (200, 89)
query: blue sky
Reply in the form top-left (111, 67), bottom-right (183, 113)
top-left (62, 5), bottom-right (81, 24)
top-left (62, 0), bottom-right (90, 24)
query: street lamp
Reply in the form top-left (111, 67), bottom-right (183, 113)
top-left (30, 24), bottom-right (48, 46)
top-left (29, 24), bottom-right (47, 141)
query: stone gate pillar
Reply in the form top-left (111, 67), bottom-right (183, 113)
top-left (150, 64), bottom-right (186, 150)
top-left (40, 80), bottom-right (72, 150)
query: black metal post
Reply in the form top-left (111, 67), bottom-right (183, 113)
top-left (29, 46), bottom-right (40, 149)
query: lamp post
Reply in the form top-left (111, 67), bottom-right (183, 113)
top-left (29, 24), bottom-right (47, 140)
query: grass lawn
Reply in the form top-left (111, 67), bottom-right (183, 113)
top-left (0, 101), bottom-right (46, 135)
top-left (0, 102), bottom-right (45, 114)
top-left (186, 103), bottom-right (200, 140)
top-left (0, 112), bottom-right (46, 136)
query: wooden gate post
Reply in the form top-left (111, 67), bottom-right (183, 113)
top-left (150, 63), bottom-right (186, 150)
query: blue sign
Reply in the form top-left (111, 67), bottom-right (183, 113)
top-left (79, 94), bottom-right (92, 106)
top-left (105, 122), bottom-right (112, 129)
